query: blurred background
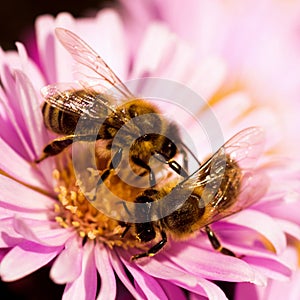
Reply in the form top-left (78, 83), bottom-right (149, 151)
top-left (0, 0), bottom-right (113, 50)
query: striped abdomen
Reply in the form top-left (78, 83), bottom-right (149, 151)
top-left (42, 102), bottom-right (79, 135)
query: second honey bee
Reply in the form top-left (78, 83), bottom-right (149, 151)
top-left (36, 28), bottom-right (191, 187)
top-left (121, 127), bottom-right (268, 260)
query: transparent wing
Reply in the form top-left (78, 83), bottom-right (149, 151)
top-left (181, 126), bottom-right (265, 189)
top-left (218, 126), bottom-right (265, 170)
top-left (202, 170), bottom-right (269, 226)
top-left (166, 127), bottom-right (268, 223)
top-left (41, 82), bottom-right (117, 120)
top-left (55, 28), bottom-right (135, 99)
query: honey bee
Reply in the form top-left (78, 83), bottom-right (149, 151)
top-left (122, 127), bottom-right (268, 260)
top-left (35, 28), bottom-right (193, 187)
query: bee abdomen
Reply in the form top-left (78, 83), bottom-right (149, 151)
top-left (42, 102), bottom-right (78, 135)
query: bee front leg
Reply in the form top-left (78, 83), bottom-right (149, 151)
top-left (92, 148), bottom-right (123, 200)
top-left (120, 223), bottom-right (131, 238)
top-left (205, 226), bottom-right (235, 257)
top-left (153, 153), bottom-right (188, 178)
top-left (131, 156), bottom-right (156, 187)
top-left (167, 160), bottom-right (188, 177)
top-left (98, 147), bottom-right (123, 182)
top-left (131, 230), bottom-right (167, 261)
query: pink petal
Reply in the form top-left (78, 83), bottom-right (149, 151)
top-left (0, 217), bottom-right (23, 247)
top-left (211, 92), bottom-right (251, 131)
top-left (14, 70), bottom-right (49, 159)
top-left (157, 279), bottom-right (187, 300)
top-left (188, 56), bottom-right (226, 100)
top-left (94, 244), bottom-right (116, 300)
top-left (264, 268), bottom-right (300, 300)
top-left (257, 198), bottom-right (300, 226)
top-left (50, 237), bottom-right (83, 284)
top-left (275, 219), bottom-right (300, 240)
top-left (125, 249), bottom-right (197, 286)
top-left (91, 9), bottom-right (128, 80)
top-left (0, 141), bottom-right (51, 191)
top-left (13, 70), bottom-right (57, 188)
top-left (0, 48), bottom-right (19, 106)
top-left (0, 204), bottom-right (49, 221)
top-left (131, 23), bottom-right (177, 78)
top-left (235, 282), bottom-right (259, 300)
top-left (0, 94), bottom-right (35, 160)
top-left (15, 42), bottom-right (45, 89)
top-left (165, 239), bottom-right (263, 284)
top-left (125, 249), bottom-right (227, 299)
top-left (49, 13), bottom-right (78, 83)
top-left (35, 15), bottom-right (57, 83)
top-left (227, 209), bottom-right (287, 254)
top-left (13, 217), bottom-right (74, 247)
top-left (0, 113), bottom-right (25, 161)
top-left (0, 174), bottom-right (53, 210)
top-left (62, 242), bottom-right (97, 300)
top-left (109, 250), bottom-right (144, 300)
top-left (120, 254), bottom-right (169, 300)
top-left (0, 241), bottom-right (62, 281)
top-left (243, 256), bottom-right (292, 281)
top-left (223, 243), bottom-right (295, 282)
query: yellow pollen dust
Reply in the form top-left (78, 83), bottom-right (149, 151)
top-left (52, 160), bottom-right (143, 250)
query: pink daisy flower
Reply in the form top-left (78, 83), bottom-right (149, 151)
top-left (119, 0), bottom-right (300, 299)
top-left (0, 3), bottom-right (300, 300)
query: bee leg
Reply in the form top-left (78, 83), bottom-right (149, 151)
top-left (35, 134), bottom-right (96, 163)
top-left (100, 148), bottom-right (123, 182)
top-left (205, 226), bottom-right (235, 257)
top-left (180, 141), bottom-right (202, 167)
top-left (131, 157), bottom-right (156, 187)
top-left (120, 224), bottom-right (131, 238)
top-left (115, 200), bottom-right (133, 217)
top-left (167, 160), bottom-right (188, 178)
top-left (92, 148), bottom-right (123, 200)
top-left (153, 153), bottom-right (188, 178)
top-left (34, 135), bottom-right (76, 163)
top-left (131, 230), bottom-right (167, 261)
top-left (181, 148), bottom-right (189, 171)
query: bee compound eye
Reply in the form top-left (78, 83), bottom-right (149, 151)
top-left (142, 134), bottom-right (151, 141)
top-left (128, 104), bottom-right (138, 118)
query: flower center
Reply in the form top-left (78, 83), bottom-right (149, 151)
top-left (52, 157), bottom-right (145, 250)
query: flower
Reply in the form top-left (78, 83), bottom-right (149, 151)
top-left (119, 0), bottom-right (300, 299)
top-left (0, 2), bottom-right (300, 300)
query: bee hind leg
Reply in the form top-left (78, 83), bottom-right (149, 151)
top-left (131, 230), bottom-right (167, 261)
top-left (205, 226), bottom-right (235, 257)
top-left (34, 134), bottom-right (96, 163)
top-left (34, 135), bottom-right (76, 163)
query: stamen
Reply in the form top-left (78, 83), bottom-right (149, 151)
top-left (52, 158), bottom-right (146, 250)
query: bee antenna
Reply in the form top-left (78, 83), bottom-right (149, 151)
top-left (180, 142), bottom-right (201, 166)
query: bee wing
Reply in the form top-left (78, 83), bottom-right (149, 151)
top-left (55, 28), bottom-right (134, 100)
top-left (167, 127), bottom-right (268, 223)
top-left (41, 82), bottom-right (115, 119)
top-left (181, 127), bottom-right (265, 187)
top-left (218, 126), bottom-right (265, 170)
top-left (201, 170), bottom-right (269, 226)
